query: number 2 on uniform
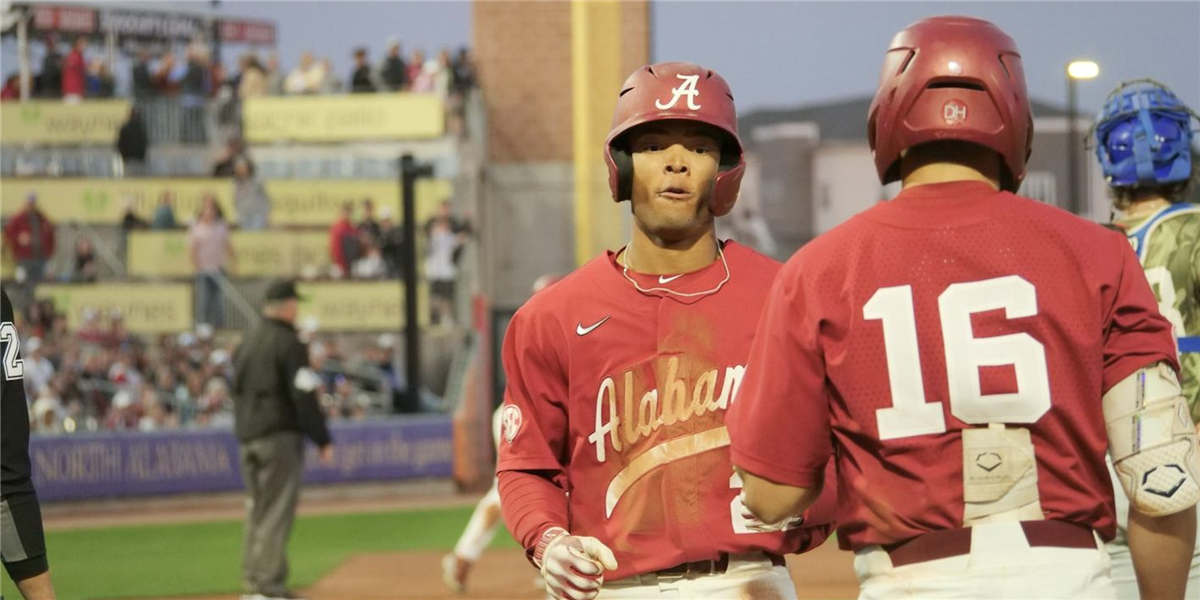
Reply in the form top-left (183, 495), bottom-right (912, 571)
top-left (0, 322), bottom-right (23, 380)
top-left (864, 275), bottom-right (1051, 441)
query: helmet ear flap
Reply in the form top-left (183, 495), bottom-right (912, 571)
top-left (610, 144), bottom-right (634, 202)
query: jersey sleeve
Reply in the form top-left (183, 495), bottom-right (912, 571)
top-left (728, 254), bottom-right (833, 488)
top-left (1101, 232), bottom-right (1181, 392)
top-left (496, 305), bottom-right (571, 474)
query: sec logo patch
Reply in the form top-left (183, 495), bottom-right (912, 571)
top-left (502, 404), bottom-right (523, 445)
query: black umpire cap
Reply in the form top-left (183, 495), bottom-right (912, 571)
top-left (264, 279), bottom-right (304, 302)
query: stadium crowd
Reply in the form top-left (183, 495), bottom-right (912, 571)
top-left (13, 298), bottom-right (410, 436)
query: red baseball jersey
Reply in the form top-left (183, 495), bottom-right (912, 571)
top-left (728, 181), bottom-right (1180, 551)
top-left (498, 241), bottom-right (834, 580)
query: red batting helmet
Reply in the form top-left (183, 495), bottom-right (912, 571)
top-left (867, 16), bottom-right (1033, 191)
top-left (604, 62), bottom-right (744, 217)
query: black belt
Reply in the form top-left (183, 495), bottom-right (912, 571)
top-left (652, 552), bottom-right (785, 578)
top-left (882, 520), bottom-right (1097, 568)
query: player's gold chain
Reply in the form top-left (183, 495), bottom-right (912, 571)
top-left (621, 237), bottom-right (731, 298)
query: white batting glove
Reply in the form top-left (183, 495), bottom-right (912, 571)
top-left (738, 490), bottom-right (805, 532)
top-left (535, 527), bottom-right (618, 600)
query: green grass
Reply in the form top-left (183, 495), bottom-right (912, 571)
top-left (1, 505), bottom-right (520, 600)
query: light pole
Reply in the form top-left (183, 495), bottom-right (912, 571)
top-left (1066, 60), bottom-right (1099, 215)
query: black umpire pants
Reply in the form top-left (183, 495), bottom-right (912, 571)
top-left (240, 430), bottom-right (303, 596)
top-left (1, 486), bottom-right (49, 581)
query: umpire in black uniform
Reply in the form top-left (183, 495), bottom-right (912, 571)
top-left (233, 280), bottom-right (332, 600)
top-left (1, 289), bottom-right (56, 599)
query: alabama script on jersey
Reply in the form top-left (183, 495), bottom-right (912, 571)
top-left (728, 181), bottom-right (1179, 551)
top-left (497, 241), bottom-right (833, 580)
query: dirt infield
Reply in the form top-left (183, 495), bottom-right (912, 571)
top-left (307, 544), bottom-right (858, 600)
top-left (156, 543), bottom-right (857, 600)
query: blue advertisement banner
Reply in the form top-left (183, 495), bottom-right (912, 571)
top-left (29, 416), bottom-right (453, 502)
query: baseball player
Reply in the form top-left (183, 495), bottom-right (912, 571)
top-left (2, 289), bottom-right (58, 600)
top-left (1092, 79), bottom-right (1200, 599)
top-left (496, 62), bottom-right (834, 600)
top-left (443, 276), bottom-right (560, 594)
top-left (443, 408), bottom-right (506, 593)
top-left (727, 15), bottom-right (1199, 600)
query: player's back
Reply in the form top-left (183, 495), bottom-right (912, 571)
top-left (792, 180), bottom-right (1174, 549)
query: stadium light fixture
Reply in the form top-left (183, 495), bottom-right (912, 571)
top-left (1067, 61), bottom-right (1100, 80)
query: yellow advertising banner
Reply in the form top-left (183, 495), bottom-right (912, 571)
top-left (0, 100), bottom-right (132, 145)
top-left (1, 179), bottom-right (235, 225)
top-left (35, 283), bottom-right (193, 333)
top-left (3, 179), bottom-right (451, 227)
top-left (243, 94), bottom-right (445, 143)
top-left (264, 179), bottom-right (452, 226)
top-left (128, 231), bottom-right (331, 278)
top-left (296, 281), bottom-right (428, 332)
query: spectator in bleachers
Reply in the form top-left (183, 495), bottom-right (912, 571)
top-left (212, 137), bottom-right (251, 177)
top-left (120, 198), bottom-right (148, 232)
top-left (423, 201), bottom-right (471, 326)
top-left (350, 48), bottom-right (375, 93)
top-left (3, 193), bottom-right (55, 309)
top-left (107, 310), bottom-right (136, 352)
top-left (38, 36), bottom-right (63, 99)
top-left (352, 242), bottom-right (387, 280)
top-left (329, 203), bottom-right (358, 278)
top-left (104, 388), bottom-right (140, 431)
top-left (31, 386), bottom-right (65, 434)
top-left (378, 208), bottom-right (404, 279)
top-left (451, 47), bottom-right (476, 97)
top-left (153, 50), bottom-right (180, 96)
top-left (72, 237), bottom-right (97, 283)
top-left (358, 199), bottom-right (382, 248)
top-left (118, 196), bottom-right (148, 265)
top-left (317, 57), bottom-right (341, 94)
top-left (61, 37), bottom-right (87, 102)
top-left (2, 73), bottom-right (23, 101)
top-left (131, 47), bottom-right (154, 100)
top-left (234, 158), bottom-right (270, 231)
top-left (116, 107), bottom-right (149, 176)
top-left (152, 192), bottom-right (177, 229)
top-left (180, 45), bottom-right (211, 144)
top-left (76, 308), bottom-right (107, 346)
top-left (188, 197), bottom-right (233, 328)
top-left (378, 38), bottom-right (408, 92)
top-left (138, 388), bottom-right (177, 432)
top-left (87, 58), bottom-right (114, 98)
top-left (326, 374), bottom-right (368, 421)
top-left (264, 52), bottom-right (284, 96)
top-left (237, 54), bottom-right (267, 99)
top-left (432, 49), bottom-right (453, 98)
top-left (284, 52), bottom-right (325, 95)
top-left (407, 49), bottom-right (428, 92)
top-left (22, 338), bottom-right (55, 403)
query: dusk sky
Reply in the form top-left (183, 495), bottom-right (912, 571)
top-left (4, 1), bottom-right (1198, 115)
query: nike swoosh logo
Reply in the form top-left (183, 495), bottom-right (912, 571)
top-left (658, 274), bottom-right (683, 284)
top-left (576, 316), bottom-right (610, 336)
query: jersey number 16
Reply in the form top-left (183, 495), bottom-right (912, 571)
top-left (864, 275), bottom-right (1051, 441)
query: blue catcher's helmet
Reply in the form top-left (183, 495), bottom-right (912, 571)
top-left (1093, 79), bottom-right (1199, 189)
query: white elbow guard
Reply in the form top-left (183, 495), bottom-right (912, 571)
top-left (1104, 362), bottom-right (1200, 517)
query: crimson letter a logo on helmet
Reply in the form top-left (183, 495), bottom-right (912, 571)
top-left (655, 74), bottom-right (702, 110)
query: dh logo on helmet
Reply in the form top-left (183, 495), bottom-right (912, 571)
top-left (655, 74), bottom-right (702, 111)
top-left (502, 404), bottom-right (523, 445)
top-left (943, 100), bottom-right (968, 125)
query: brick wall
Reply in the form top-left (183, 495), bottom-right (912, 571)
top-left (473, 1), bottom-right (649, 164)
